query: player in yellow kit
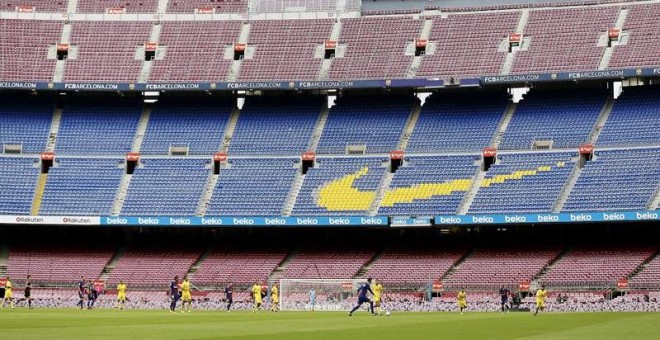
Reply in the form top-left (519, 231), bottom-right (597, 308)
top-left (1, 276), bottom-right (14, 309)
top-left (181, 276), bottom-right (192, 313)
top-left (372, 279), bottom-right (384, 316)
top-left (270, 285), bottom-right (279, 312)
top-left (116, 281), bottom-right (127, 310)
top-left (252, 281), bottom-right (262, 312)
top-left (457, 288), bottom-right (467, 314)
top-left (534, 285), bottom-right (547, 316)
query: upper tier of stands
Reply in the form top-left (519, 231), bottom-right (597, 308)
top-left (2, 1), bottom-right (660, 81)
top-left (597, 86), bottom-right (660, 147)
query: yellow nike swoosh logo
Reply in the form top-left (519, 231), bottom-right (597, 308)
top-left (316, 162), bottom-right (566, 211)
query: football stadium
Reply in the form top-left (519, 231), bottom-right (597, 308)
top-left (1, 0), bottom-right (660, 338)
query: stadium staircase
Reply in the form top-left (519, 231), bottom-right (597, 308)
top-left (588, 96), bottom-right (616, 144)
top-left (500, 9), bottom-right (530, 75)
top-left (533, 246), bottom-right (571, 282)
top-left (406, 18), bottom-right (434, 78)
top-left (628, 250), bottom-right (660, 280)
top-left (157, 0), bottom-right (171, 13)
top-left (197, 171), bottom-right (220, 216)
top-left (648, 184), bottom-right (660, 210)
top-left (553, 96), bottom-right (614, 212)
top-left (67, 0), bottom-right (79, 13)
top-left (52, 23), bottom-right (73, 82)
top-left (598, 8), bottom-right (629, 70)
top-left (227, 23), bottom-right (251, 81)
top-left (111, 172), bottom-right (133, 216)
top-left (98, 246), bottom-right (126, 281)
top-left (131, 105), bottom-right (152, 152)
top-left (353, 249), bottom-right (385, 279)
top-left (552, 158), bottom-right (582, 213)
top-left (268, 249), bottom-right (299, 283)
top-left (221, 107), bottom-right (241, 152)
top-left (489, 102), bottom-right (517, 148)
top-left (397, 101), bottom-right (422, 151)
top-left (46, 107), bottom-right (63, 152)
top-left (0, 245), bottom-right (9, 277)
top-left (368, 169), bottom-right (395, 216)
top-left (282, 172), bottom-right (305, 216)
top-left (456, 168), bottom-right (487, 215)
top-left (187, 247), bottom-right (212, 279)
top-left (30, 174), bottom-right (48, 215)
top-left (308, 107), bottom-right (329, 152)
top-left (138, 23), bottom-right (163, 82)
top-left (440, 248), bottom-right (474, 282)
top-left (318, 21), bottom-right (343, 80)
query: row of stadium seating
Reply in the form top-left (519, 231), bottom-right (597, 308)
top-left (3, 147), bottom-right (652, 217)
top-left (3, 87), bottom-right (660, 156)
top-left (3, 1), bottom-right (660, 81)
top-left (0, 0), bottom-right (248, 13)
top-left (6, 245), bottom-right (659, 288)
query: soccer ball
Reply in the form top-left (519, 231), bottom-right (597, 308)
top-left (385, 311), bottom-right (391, 316)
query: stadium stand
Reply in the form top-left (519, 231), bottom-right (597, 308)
top-left (193, 248), bottom-right (287, 285)
top-left (206, 158), bottom-right (298, 216)
top-left (609, 3), bottom-right (660, 69)
top-left (54, 98), bottom-right (142, 155)
top-left (378, 156), bottom-right (479, 216)
top-left (510, 7), bottom-right (619, 73)
top-left (469, 152), bottom-right (573, 213)
top-left (292, 157), bottom-right (388, 216)
top-left (406, 91), bottom-right (508, 152)
top-left (630, 254), bottom-right (660, 289)
top-left (39, 158), bottom-right (124, 216)
top-left (140, 97), bottom-right (233, 155)
top-left (76, 0), bottom-right (159, 13)
top-left (563, 148), bottom-right (660, 211)
top-left (363, 248), bottom-right (467, 285)
top-left (316, 94), bottom-right (414, 154)
top-left (328, 17), bottom-right (423, 80)
top-left (166, 0), bottom-right (248, 13)
top-left (444, 247), bottom-right (561, 289)
top-left (0, 0), bottom-right (67, 12)
top-left (64, 22), bottom-right (151, 82)
top-left (229, 96), bottom-right (322, 155)
top-left (7, 247), bottom-right (113, 283)
top-left (149, 21), bottom-right (243, 82)
top-left (280, 247), bottom-right (374, 279)
top-left (499, 89), bottom-right (607, 150)
top-left (0, 95), bottom-right (53, 154)
top-left (540, 247), bottom-right (655, 287)
top-left (0, 157), bottom-right (40, 215)
top-left (417, 12), bottom-right (520, 78)
top-left (107, 247), bottom-right (199, 287)
top-left (238, 19), bottom-right (334, 81)
top-left (121, 159), bottom-right (209, 216)
top-left (0, 20), bottom-right (60, 82)
top-left (597, 86), bottom-right (660, 147)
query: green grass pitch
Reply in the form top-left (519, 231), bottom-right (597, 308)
top-left (1, 309), bottom-right (659, 339)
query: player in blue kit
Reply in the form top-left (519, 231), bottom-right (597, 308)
top-left (168, 276), bottom-right (180, 313)
top-left (225, 283), bottom-right (233, 312)
top-left (499, 286), bottom-right (510, 313)
top-left (76, 277), bottom-right (85, 310)
top-left (349, 278), bottom-right (375, 316)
